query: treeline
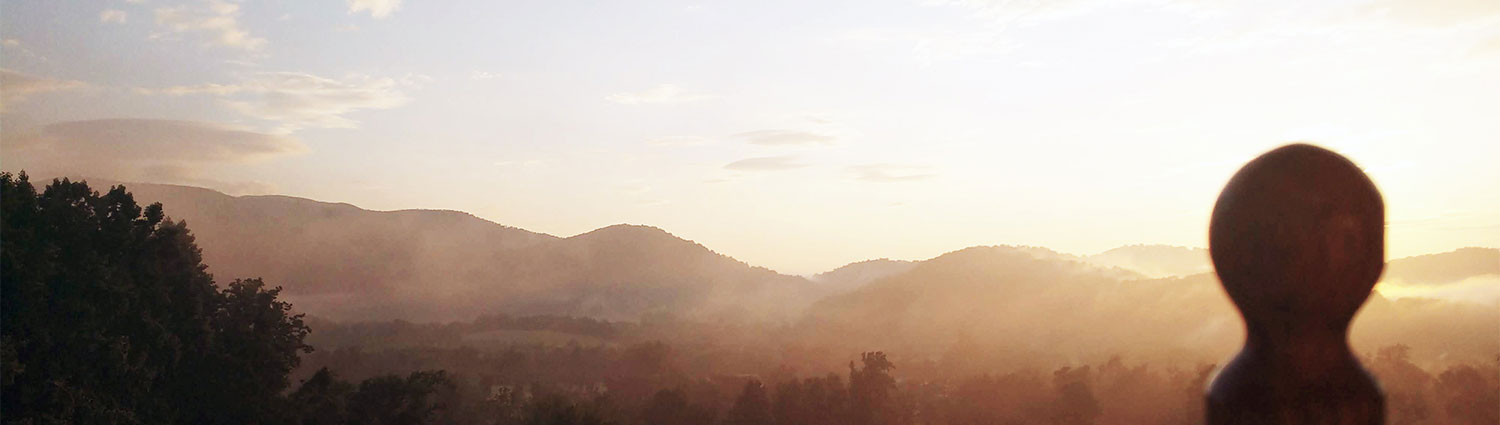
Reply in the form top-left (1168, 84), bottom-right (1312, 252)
top-left (289, 345), bottom-right (1497, 425)
top-left (305, 314), bottom-right (621, 350)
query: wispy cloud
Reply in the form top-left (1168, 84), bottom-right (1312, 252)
top-left (848, 164), bottom-right (937, 182)
top-left (733, 130), bottom-right (835, 146)
top-left (606, 84), bottom-right (712, 105)
top-left (1363, 0), bottom-right (1500, 27)
top-left (1, 119), bottom-right (303, 194)
top-left (10, 118), bottom-right (305, 160)
top-left (725, 156), bottom-right (808, 171)
top-left (0, 69), bottom-right (89, 111)
top-left (470, 70), bottom-right (501, 80)
top-left (154, 0), bottom-right (266, 51)
top-left (100, 9), bottom-right (128, 24)
top-left (348, 0), bottom-right (403, 19)
top-left (141, 71), bottom-right (417, 133)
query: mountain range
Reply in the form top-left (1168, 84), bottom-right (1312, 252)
top-left (76, 178), bottom-right (1499, 365)
top-left (103, 181), bottom-right (813, 322)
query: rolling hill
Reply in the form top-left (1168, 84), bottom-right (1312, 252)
top-left (101, 181), bottom-right (815, 322)
top-left (69, 177), bottom-right (1499, 356)
top-left (800, 245), bottom-right (1499, 371)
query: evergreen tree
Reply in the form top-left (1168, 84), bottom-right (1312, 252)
top-left (849, 352), bottom-right (904, 425)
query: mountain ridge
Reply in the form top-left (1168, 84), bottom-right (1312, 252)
top-left (51, 177), bottom-right (1499, 325)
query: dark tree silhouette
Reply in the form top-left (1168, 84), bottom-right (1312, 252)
top-left (288, 368), bottom-right (355, 425)
top-left (346, 370), bottom-right (458, 425)
top-left (849, 351), bottom-right (906, 425)
top-left (726, 380), bottom-right (773, 425)
top-left (1050, 366), bottom-right (1101, 425)
top-left (0, 174), bottom-right (311, 424)
top-left (640, 388), bottom-right (714, 425)
top-left (515, 394), bottom-right (614, 425)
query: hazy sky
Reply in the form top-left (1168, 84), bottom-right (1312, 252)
top-left (3, 0), bottom-right (1497, 274)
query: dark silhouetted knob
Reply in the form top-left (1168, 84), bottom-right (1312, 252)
top-left (1206, 144), bottom-right (1386, 425)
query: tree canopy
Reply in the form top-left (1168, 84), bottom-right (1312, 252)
top-left (1, 173), bottom-right (311, 424)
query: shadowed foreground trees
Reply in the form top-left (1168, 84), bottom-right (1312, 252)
top-left (1, 173), bottom-right (315, 424)
top-left (0, 174), bottom-right (449, 425)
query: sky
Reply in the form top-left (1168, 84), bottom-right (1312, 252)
top-left (2, 0), bottom-right (1498, 275)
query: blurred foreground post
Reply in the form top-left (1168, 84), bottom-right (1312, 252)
top-left (1205, 144), bottom-right (1386, 425)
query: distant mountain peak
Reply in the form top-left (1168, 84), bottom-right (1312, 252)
top-left (577, 223), bottom-right (671, 236)
top-left (1084, 244), bottom-right (1212, 278)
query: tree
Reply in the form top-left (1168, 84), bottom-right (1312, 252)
top-left (849, 352), bottom-right (905, 425)
top-left (288, 368), bottom-right (355, 425)
top-left (346, 370), bottom-right (458, 425)
top-left (1049, 366), bottom-right (1101, 425)
top-left (772, 379), bottom-right (808, 425)
top-left (804, 373), bottom-right (849, 425)
top-left (0, 174), bottom-right (312, 424)
top-left (189, 278), bottom-right (314, 424)
top-left (1370, 345), bottom-right (1433, 425)
top-left (640, 388), bottom-right (713, 425)
top-left (726, 380), bottom-right (772, 425)
top-left (1435, 365), bottom-right (1500, 425)
top-left (516, 394), bottom-right (614, 425)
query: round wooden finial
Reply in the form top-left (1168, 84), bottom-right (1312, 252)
top-left (1206, 143), bottom-right (1386, 425)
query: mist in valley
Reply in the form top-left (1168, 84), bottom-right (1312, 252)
top-left (5, 175), bottom-right (1495, 424)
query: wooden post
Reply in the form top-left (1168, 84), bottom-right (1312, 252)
top-left (1206, 144), bottom-right (1386, 425)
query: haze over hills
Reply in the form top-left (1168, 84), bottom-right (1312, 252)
top-left (1082, 244), bottom-right (1213, 278)
top-left (98, 180), bottom-right (815, 322)
top-left (69, 178), bottom-right (1500, 342)
top-left (810, 259), bottom-right (918, 296)
top-left (1383, 247), bottom-right (1500, 285)
top-left (800, 245), bottom-right (1500, 371)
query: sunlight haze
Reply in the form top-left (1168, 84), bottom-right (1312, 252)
top-left (3, 0), bottom-right (1497, 274)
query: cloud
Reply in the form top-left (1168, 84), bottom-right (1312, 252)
top-left (0, 69), bottom-right (89, 111)
top-left (1362, 0), bottom-right (1500, 27)
top-left (848, 164), bottom-right (937, 182)
top-left (834, 27), bottom-right (1018, 64)
top-left (732, 130), bottom-right (835, 146)
top-left (7, 119), bottom-right (305, 161)
top-left (470, 71), bottom-right (501, 80)
top-left (348, 0), bottom-right (403, 19)
top-left (1, 119), bottom-right (304, 194)
top-left (1475, 35), bottom-right (1500, 56)
top-left (647, 136), bottom-right (713, 147)
top-left (606, 84), bottom-right (712, 105)
top-left (724, 156), bottom-right (808, 171)
top-left (154, 0), bottom-right (266, 51)
top-left (927, 0), bottom-right (1108, 23)
top-left (100, 9), bottom-right (128, 23)
top-left (142, 71), bottom-right (414, 133)
top-left (2, 39), bottom-right (19, 47)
